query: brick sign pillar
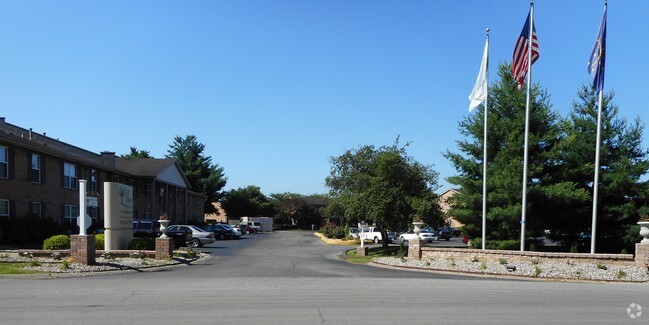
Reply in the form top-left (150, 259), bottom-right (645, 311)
top-left (70, 235), bottom-right (96, 265)
top-left (408, 238), bottom-right (424, 261)
top-left (156, 237), bottom-right (174, 260)
top-left (635, 244), bottom-right (649, 267)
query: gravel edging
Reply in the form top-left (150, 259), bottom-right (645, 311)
top-left (372, 257), bottom-right (649, 283)
top-left (0, 253), bottom-right (209, 279)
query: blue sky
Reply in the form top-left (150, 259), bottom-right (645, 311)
top-left (1, 1), bottom-right (646, 196)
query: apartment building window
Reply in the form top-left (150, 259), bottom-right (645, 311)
top-left (0, 146), bottom-right (7, 179)
top-left (90, 169), bottom-right (98, 192)
top-left (31, 202), bottom-right (42, 218)
top-left (88, 207), bottom-right (98, 221)
top-left (63, 162), bottom-right (77, 189)
top-left (0, 199), bottom-right (9, 217)
top-left (65, 205), bottom-right (78, 223)
top-left (129, 180), bottom-right (137, 198)
top-left (31, 153), bottom-right (41, 183)
top-left (145, 184), bottom-right (151, 197)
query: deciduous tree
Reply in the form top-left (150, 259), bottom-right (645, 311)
top-left (325, 140), bottom-right (442, 248)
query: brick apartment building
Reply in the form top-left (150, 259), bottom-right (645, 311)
top-left (0, 117), bottom-right (205, 229)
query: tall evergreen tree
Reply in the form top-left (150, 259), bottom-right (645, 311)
top-left (555, 86), bottom-right (649, 252)
top-left (121, 146), bottom-right (152, 158)
top-left (166, 135), bottom-right (227, 214)
top-left (445, 64), bottom-right (586, 247)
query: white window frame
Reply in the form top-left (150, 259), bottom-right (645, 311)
top-left (0, 146), bottom-right (7, 179)
top-left (31, 153), bottom-right (41, 183)
top-left (0, 199), bottom-right (9, 217)
top-left (64, 162), bottom-right (77, 189)
top-left (65, 205), bottom-right (78, 223)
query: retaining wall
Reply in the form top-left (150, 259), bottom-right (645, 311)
top-left (415, 246), bottom-right (637, 267)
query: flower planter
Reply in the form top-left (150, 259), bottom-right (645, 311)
top-left (638, 221), bottom-right (649, 244)
top-left (159, 220), bottom-right (170, 238)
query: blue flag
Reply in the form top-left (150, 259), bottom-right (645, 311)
top-left (588, 8), bottom-right (607, 93)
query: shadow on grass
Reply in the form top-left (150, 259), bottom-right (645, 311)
top-left (346, 246), bottom-right (405, 264)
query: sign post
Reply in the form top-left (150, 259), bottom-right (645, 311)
top-left (77, 180), bottom-right (92, 235)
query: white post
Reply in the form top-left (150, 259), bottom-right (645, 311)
top-left (482, 28), bottom-right (490, 250)
top-left (520, 2), bottom-right (534, 252)
top-left (78, 180), bottom-right (88, 235)
top-left (591, 90), bottom-right (604, 253)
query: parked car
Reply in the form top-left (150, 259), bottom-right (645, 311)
top-left (239, 221), bottom-right (262, 233)
top-left (132, 220), bottom-right (158, 238)
top-left (204, 224), bottom-right (236, 240)
top-left (222, 224), bottom-right (241, 238)
top-left (162, 225), bottom-right (193, 248)
top-left (398, 231), bottom-right (419, 242)
top-left (239, 224), bottom-right (258, 235)
top-left (398, 229), bottom-right (437, 242)
top-left (349, 227), bottom-right (360, 239)
top-left (436, 228), bottom-right (453, 241)
top-left (167, 225), bottom-right (215, 247)
top-left (363, 227), bottom-right (394, 244)
top-left (449, 227), bottom-right (461, 237)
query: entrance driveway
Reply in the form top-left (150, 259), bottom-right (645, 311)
top-left (0, 231), bottom-right (647, 324)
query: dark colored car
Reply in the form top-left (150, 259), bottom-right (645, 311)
top-left (204, 224), bottom-right (235, 240)
top-left (133, 220), bottom-right (158, 238)
top-left (162, 225), bottom-right (193, 247)
top-left (449, 227), bottom-right (461, 237)
top-left (437, 228), bottom-right (453, 241)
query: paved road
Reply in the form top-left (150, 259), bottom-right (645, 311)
top-left (0, 231), bottom-right (647, 324)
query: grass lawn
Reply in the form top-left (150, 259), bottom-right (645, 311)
top-left (346, 245), bottom-right (405, 264)
top-left (0, 263), bottom-right (42, 275)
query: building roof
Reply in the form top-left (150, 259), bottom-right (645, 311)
top-left (116, 158), bottom-right (191, 189)
top-left (0, 117), bottom-right (115, 170)
top-left (0, 117), bottom-right (192, 190)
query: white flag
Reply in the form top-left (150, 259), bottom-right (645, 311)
top-left (468, 38), bottom-right (489, 111)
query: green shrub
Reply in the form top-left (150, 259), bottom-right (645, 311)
top-left (494, 240), bottom-right (520, 250)
top-left (43, 235), bottom-right (70, 250)
top-left (94, 234), bottom-right (105, 250)
top-left (331, 226), bottom-right (346, 239)
top-left (128, 238), bottom-right (154, 250)
top-left (319, 223), bottom-right (346, 239)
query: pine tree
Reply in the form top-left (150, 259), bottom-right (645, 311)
top-left (445, 64), bottom-right (584, 247)
top-left (555, 86), bottom-right (649, 252)
top-left (166, 135), bottom-right (227, 214)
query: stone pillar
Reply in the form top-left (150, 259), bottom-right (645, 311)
top-left (156, 237), bottom-right (174, 260)
top-left (408, 238), bottom-right (424, 261)
top-left (635, 243), bottom-right (649, 267)
top-left (70, 235), bottom-right (96, 265)
top-left (356, 246), bottom-right (368, 256)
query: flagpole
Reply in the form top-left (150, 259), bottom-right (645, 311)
top-left (520, 0), bottom-right (534, 252)
top-left (482, 28), bottom-right (489, 250)
top-left (590, 0), bottom-right (607, 254)
top-left (591, 89), bottom-right (603, 254)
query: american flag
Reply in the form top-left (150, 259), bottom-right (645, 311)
top-left (512, 11), bottom-right (539, 89)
